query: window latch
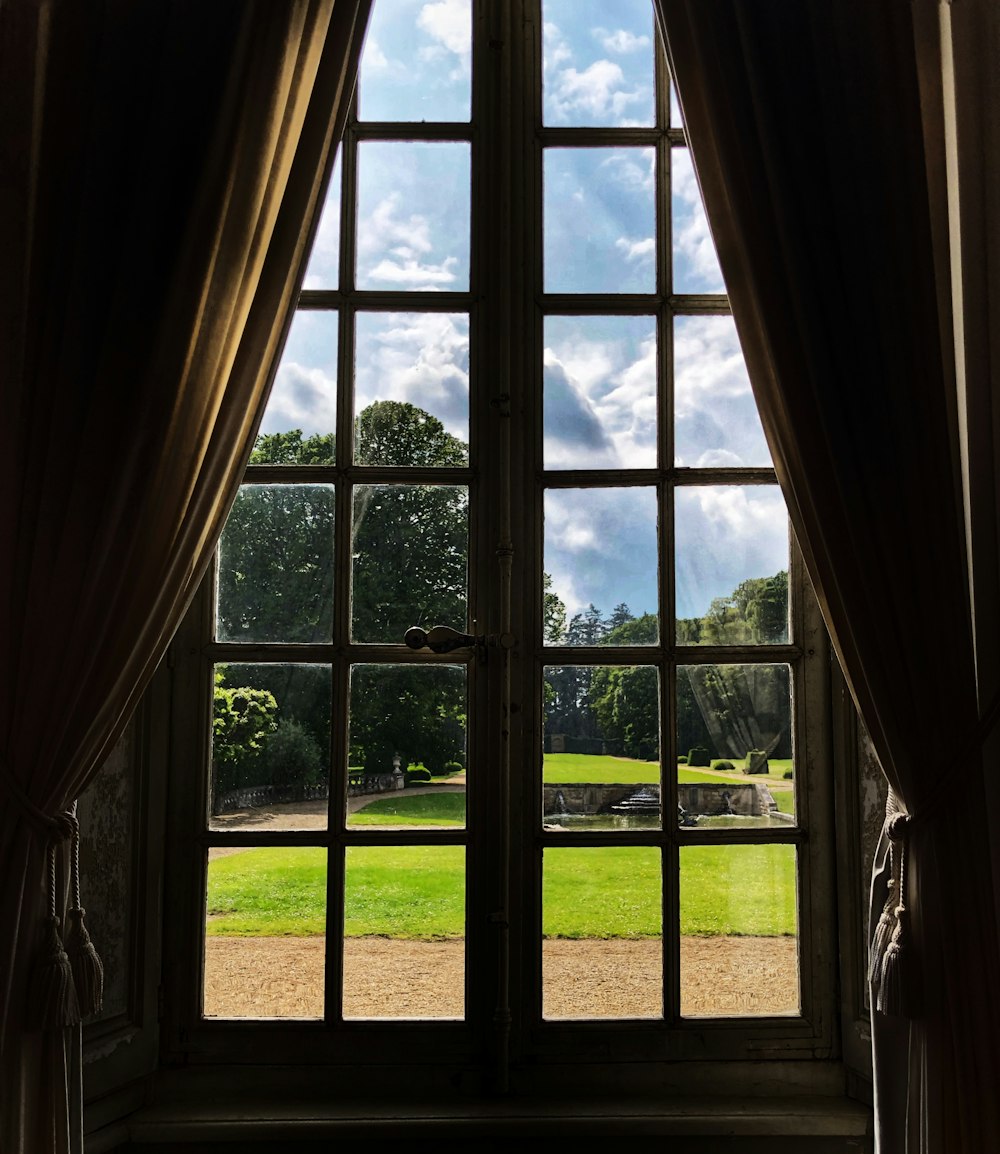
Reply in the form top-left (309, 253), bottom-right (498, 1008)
top-left (403, 625), bottom-right (515, 657)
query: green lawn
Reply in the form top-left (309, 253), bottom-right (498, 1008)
top-left (207, 842), bottom-right (796, 939)
top-left (348, 790), bottom-right (466, 827)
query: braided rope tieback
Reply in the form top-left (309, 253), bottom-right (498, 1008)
top-left (26, 836), bottom-right (81, 1030)
top-left (873, 810), bottom-right (918, 1017)
top-left (63, 805), bottom-right (104, 1018)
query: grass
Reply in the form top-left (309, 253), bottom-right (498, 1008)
top-left (207, 754), bottom-right (798, 938)
top-left (348, 790), bottom-right (466, 827)
top-left (207, 842), bottom-right (797, 939)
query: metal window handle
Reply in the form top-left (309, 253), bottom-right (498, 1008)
top-left (403, 625), bottom-right (515, 654)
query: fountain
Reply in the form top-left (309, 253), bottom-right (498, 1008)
top-left (609, 786), bottom-right (660, 816)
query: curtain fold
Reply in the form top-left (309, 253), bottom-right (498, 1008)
top-left (0, 2), bottom-right (371, 1151)
top-left (653, 2), bottom-right (1000, 1151)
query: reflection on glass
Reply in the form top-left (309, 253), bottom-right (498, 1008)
top-left (672, 147), bottom-right (725, 293)
top-left (301, 152), bottom-right (342, 290)
top-left (203, 846), bottom-right (326, 1019)
top-left (348, 664), bottom-right (466, 830)
top-left (354, 312), bottom-right (469, 464)
top-left (255, 312), bottom-right (337, 461)
top-left (357, 141), bottom-right (470, 292)
top-left (344, 845), bottom-right (465, 1019)
top-left (673, 315), bottom-right (771, 468)
top-left (674, 485), bottom-right (788, 642)
top-left (542, 0), bottom-right (654, 128)
top-left (543, 665), bottom-right (660, 832)
top-left (543, 847), bottom-right (662, 1019)
top-left (209, 664), bottom-right (332, 831)
top-left (679, 844), bottom-right (799, 1017)
top-left (544, 315), bottom-right (656, 469)
top-left (676, 664), bottom-right (794, 829)
top-left (544, 147), bottom-right (656, 293)
top-left (357, 0), bottom-right (471, 124)
top-left (544, 487), bottom-right (658, 639)
top-left (217, 486), bottom-right (334, 643)
top-left (351, 484), bottom-right (468, 643)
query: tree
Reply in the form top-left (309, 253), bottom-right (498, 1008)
top-left (250, 429), bottom-right (334, 465)
top-left (217, 403), bottom-right (472, 779)
top-left (211, 670), bottom-right (278, 797)
top-left (543, 573), bottom-right (567, 643)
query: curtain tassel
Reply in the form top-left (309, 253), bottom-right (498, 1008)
top-left (867, 878), bottom-right (897, 984)
top-left (875, 812), bottom-right (918, 1017)
top-left (64, 800), bottom-right (104, 1017)
top-left (65, 906), bottom-right (104, 1018)
top-left (27, 843), bottom-right (81, 1029)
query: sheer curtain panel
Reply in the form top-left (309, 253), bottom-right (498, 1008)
top-left (654, 2), bottom-right (1000, 1151)
top-left (0, 2), bottom-right (372, 1151)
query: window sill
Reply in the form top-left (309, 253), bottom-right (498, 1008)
top-left (105, 1066), bottom-right (873, 1150)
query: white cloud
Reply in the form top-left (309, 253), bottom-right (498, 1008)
top-left (357, 192), bottom-right (458, 288)
top-left (355, 312), bottom-right (469, 438)
top-left (603, 149), bottom-right (655, 193)
top-left (594, 28), bottom-right (650, 54)
top-left (263, 364), bottom-right (337, 437)
top-left (615, 235), bottom-right (655, 263)
top-left (672, 151), bottom-right (724, 289)
top-left (418, 0), bottom-right (470, 58)
top-left (367, 257), bottom-right (458, 287)
top-left (674, 316), bottom-right (750, 415)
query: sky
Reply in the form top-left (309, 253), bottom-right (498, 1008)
top-left (257, 0), bottom-right (788, 627)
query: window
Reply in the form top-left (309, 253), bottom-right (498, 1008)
top-left (164, 0), bottom-right (836, 1079)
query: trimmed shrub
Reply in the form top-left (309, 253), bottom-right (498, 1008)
top-left (677, 755), bottom-right (688, 764)
top-left (744, 749), bottom-right (770, 775)
top-left (405, 767), bottom-right (432, 785)
top-left (713, 760), bottom-right (735, 773)
top-left (261, 719), bottom-right (323, 788)
top-left (783, 769), bottom-right (794, 779)
top-left (687, 746), bottom-right (710, 767)
top-left (442, 760), bottom-right (464, 776)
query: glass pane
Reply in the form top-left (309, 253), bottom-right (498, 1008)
top-left (542, 0), bottom-right (654, 128)
top-left (544, 147), bottom-right (656, 294)
top-left (679, 844), bottom-right (799, 1017)
top-left (301, 152), bottom-right (342, 290)
top-left (677, 664), bottom-right (795, 829)
top-left (354, 312), bottom-right (469, 464)
top-left (672, 147), bottom-right (725, 293)
top-left (543, 847), bottom-right (662, 1019)
top-left (544, 315), bottom-right (656, 469)
top-left (203, 846), bottom-right (326, 1019)
top-left (210, 664), bottom-right (332, 831)
top-left (544, 487), bottom-right (658, 643)
top-left (344, 845), bottom-right (465, 1019)
top-left (670, 79), bottom-right (683, 128)
top-left (255, 311), bottom-right (337, 462)
top-left (348, 664), bottom-right (467, 830)
top-left (544, 665), bottom-right (660, 832)
top-left (357, 0), bottom-right (471, 123)
top-left (674, 315), bottom-right (771, 468)
top-left (351, 483), bottom-right (468, 644)
top-left (357, 141), bottom-right (470, 292)
top-left (216, 486), bottom-right (334, 643)
top-left (674, 485), bottom-right (789, 644)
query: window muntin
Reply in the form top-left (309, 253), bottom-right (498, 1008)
top-left (171, 0), bottom-right (833, 1067)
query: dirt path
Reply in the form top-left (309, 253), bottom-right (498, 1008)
top-left (203, 935), bottom-right (798, 1020)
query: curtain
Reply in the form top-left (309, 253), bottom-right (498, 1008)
top-left (0, 2), bottom-right (371, 1151)
top-left (653, 2), bottom-right (1000, 1151)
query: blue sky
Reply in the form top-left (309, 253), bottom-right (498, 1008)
top-left (258, 0), bottom-right (787, 627)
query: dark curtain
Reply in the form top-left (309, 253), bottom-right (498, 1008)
top-left (0, 2), bottom-right (371, 1151)
top-left (654, 2), bottom-right (1000, 1150)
